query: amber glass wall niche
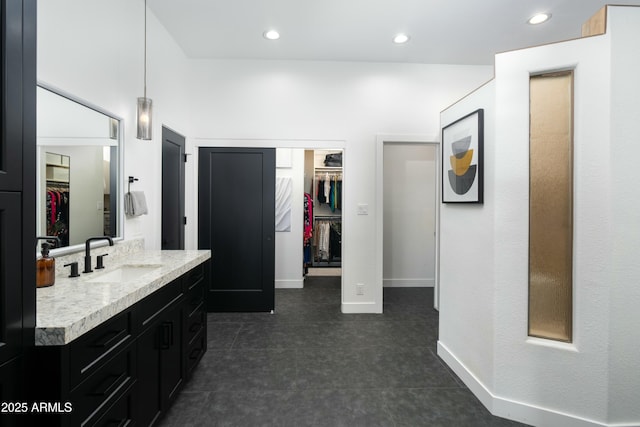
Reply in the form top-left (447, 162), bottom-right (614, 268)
top-left (528, 71), bottom-right (574, 342)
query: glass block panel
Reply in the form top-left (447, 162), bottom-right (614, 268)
top-left (529, 71), bottom-right (574, 342)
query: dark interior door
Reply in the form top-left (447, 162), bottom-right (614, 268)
top-left (162, 127), bottom-right (185, 250)
top-left (198, 147), bottom-right (275, 312)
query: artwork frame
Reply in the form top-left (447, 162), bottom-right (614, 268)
top-left (442, 108), bottom-right (484, 203)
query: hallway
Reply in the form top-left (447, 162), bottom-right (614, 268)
top-left (159, 277), bottom-right (527, 426)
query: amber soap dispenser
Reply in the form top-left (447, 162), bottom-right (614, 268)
top-left (36, 237), bottom-right (59, 288)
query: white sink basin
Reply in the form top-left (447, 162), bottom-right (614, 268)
top-left (86, 265), bottom-right (162, 283)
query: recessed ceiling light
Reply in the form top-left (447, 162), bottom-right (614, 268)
top-left (263, 30), bottom-right (280, 40)
top-left (393, 33), bottom-right (410, 44)
top-left (528, 13), bottom-right (551, 25)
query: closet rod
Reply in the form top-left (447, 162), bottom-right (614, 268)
top-left (46, 181), bottom-right (69, 188)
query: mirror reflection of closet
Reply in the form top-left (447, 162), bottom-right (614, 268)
top-left (37, 84), bottom-right (121, 251)
top-left (45, 153), bottom-right (71, 247)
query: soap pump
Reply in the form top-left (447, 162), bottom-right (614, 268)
top-left (36, 236), bottom-right (60, 288)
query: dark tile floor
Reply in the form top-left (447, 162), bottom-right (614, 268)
top-left (159, 276), bottom-right (529, 427)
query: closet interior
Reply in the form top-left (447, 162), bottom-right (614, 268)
top-left (304, 149), bottom-right (343, 273)
top-left (45, 152), bottom-right (70, 247)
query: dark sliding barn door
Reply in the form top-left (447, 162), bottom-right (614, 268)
top-left (198, 147), bottom-right (275, 312)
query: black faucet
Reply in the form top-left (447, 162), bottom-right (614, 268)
top-left (84, 236), bottom-right (114, 273)
top-left (36, 236), bottom-right (61, 251)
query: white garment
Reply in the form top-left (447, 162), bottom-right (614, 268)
top-left (317, 221), bottom-right (331, 260)
top-left (324, 172), bottom-right (330, 202)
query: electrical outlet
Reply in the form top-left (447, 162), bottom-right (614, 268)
top-left (356, 283), bottom-right (364, 295)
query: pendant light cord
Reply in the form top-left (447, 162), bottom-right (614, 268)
top-left (144, 0), bottom-right (147, 99)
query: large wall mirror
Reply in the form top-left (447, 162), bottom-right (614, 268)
top-left (36, 84), bottom-right (123, 254)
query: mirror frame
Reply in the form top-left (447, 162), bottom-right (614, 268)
top-left (36, 81), bottom-right (125, 256)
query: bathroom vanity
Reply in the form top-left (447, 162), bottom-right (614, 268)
top-left (31, 248), bottom-right (210, 426)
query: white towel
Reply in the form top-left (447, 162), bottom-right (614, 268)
top-left (125, 191), bottom-right (148, 216)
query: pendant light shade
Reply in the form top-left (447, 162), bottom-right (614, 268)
top-left (136, 0), bottom-right (152, 140)
top-left (136, 97), bottom-right (153, 140)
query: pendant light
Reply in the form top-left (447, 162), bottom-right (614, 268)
top-left (137, 0), bottom-right (153, 140)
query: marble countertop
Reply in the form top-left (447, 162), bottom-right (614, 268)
top-left (36, 250), bottom-right (210, 346)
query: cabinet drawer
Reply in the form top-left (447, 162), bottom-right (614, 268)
top-left (185, 330), bottom-right (206, 379)
top-left (89, 384), bottom-right (136, 427)
top-left (185, 308), bottom-right (206, 345)
top-left (70, 344), bottom-right (136, 427)
top-left (137, 278), bottom-right (183, 331)
top-left (185, 279), bottom-right (205, 319)
top-left (69, 310), bottom-right (134, 388)
top-left (184, 263), bottom-right (204, 290)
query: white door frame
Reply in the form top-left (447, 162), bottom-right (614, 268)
top-left (375, 135), bottom-right (441, 310)
top-left (189, 137), bottom-right (348, 303)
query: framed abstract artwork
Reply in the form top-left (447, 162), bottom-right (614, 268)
top-left (442, 108), bottom-right (484, 203)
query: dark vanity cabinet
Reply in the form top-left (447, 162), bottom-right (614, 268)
top-left (30, 262), bottom-right (208, 427)
top-left (137, 278), bottom-right (185, 426)
top-left (31, 305), bottom-right (138, 426)
top-left (0, 0), bottom-right (36, 423)
top-left (183, 263), bottom-right (208, 378)
top-left (66, 311), bottom-right (137, 426)
top-left (137, 262), bottom-right (207, 426)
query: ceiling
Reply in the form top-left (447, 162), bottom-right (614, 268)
top-left (149, 0), bottom-right (640, 65)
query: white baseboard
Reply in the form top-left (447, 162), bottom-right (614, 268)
top-left (437, 341), bottom-right (637, 427)
top-left (383, 278), bottom-right (434, 287)
top-left (275, 279), bottom-right (304, 289)
top-left (341, 301), bottom-right (382, 314)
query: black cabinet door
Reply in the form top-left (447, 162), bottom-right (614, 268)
top-left (137, 323), bottom-right (162, 426)
top-left (160, 304), bottom-right (183, 409)
top-left (0, 192), bottom-right (22, 364)
top-left (0, 358), bottom-right (24, 427)
top-left (137, 303), bottom-right (184, 427)
top-left (1, 0), bottom-right (26, 191)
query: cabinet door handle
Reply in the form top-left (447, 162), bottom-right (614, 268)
top-left (105, 418), bottom-right (132, 427)
top-left (91, 329), bottom-right (127, 348)
top-left (189, 348), bottom-right (202, 360)
top-left (88, 372), bottom-right (127, 397)
top-left (160, 322), bottom-right (173, 349)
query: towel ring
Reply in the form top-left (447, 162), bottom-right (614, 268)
top-left (128, 176), bottom-right (139, 193)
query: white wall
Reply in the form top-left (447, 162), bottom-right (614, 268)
top-left (383, 143), bottom-right (436, 287)
top-left (607, 7), bottom-right (640, 424)
top-left (275, 148), bottom-right (305, 288)
top-left (38, 0), bottom-right (192, 250)
top-left (439, 6), bottom-right (640, 426)
top-left (38, 4), bottom-right (492, 308)
top-left (438, 79), bottom-right (496, 401)
top-left (188, 59), bottom-right (493, 312)
top-left (492, 30), bottom-right (611, 427)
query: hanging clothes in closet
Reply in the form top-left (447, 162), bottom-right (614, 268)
top-left (310, 151), bottom-right (342, 267)
top-left (46, 182), bottom-right (70, 247)
top-left (328, 174), bottom-right (342, 212)
top-left (313, 218), bottom-right (341, 264)
top-left (315, 172), bottom-right (342, 211)
top-left (303, 192), bottom-right (313, 271)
